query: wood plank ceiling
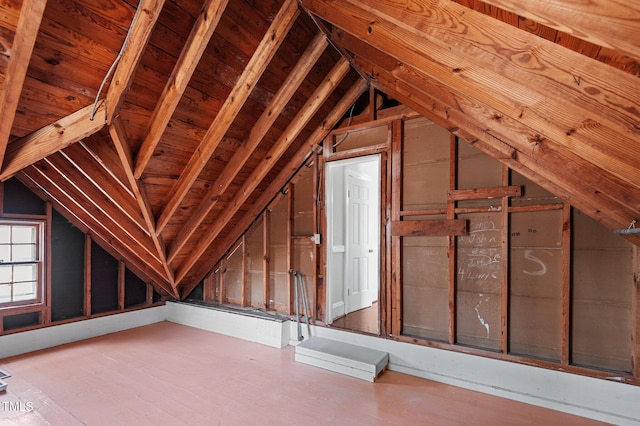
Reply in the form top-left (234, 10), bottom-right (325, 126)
top-left (0, 0), bottom-right (638, 298)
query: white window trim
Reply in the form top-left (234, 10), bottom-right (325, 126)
top-left (0, 220), bottom-right (46, 309)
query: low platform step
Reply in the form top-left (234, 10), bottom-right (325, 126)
top-left (295, 337), bottom-right (388, 382)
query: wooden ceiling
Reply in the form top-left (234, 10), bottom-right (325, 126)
top-left (0, 0), bottom-right (638, 298)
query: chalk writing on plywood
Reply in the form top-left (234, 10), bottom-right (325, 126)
top-left (456, 213), bottom-right (502, 350)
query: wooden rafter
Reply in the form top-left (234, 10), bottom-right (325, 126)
top-left (133, 0), bottom-right (229, 177)
top-left (350, 49), bottom-right (640, 244)
top-left (42, 152), bottom-right (160, 260)
top-left (105, 0), bottom-right (167, 124)
top-left (155, 0), bottom-right (300, 233)
top-left (174, 57), bottom-right (353, 285)
top-left (109, 117), bottom-right (176, 289)
top-left (59, 143), bottom-right (146, 231)
top-left (20, 162), bottom-right (173, 293)
top-left (301, 0), bottom-right (640, 190)
top-left (0, 0), bottom-right (47, 168)
top-left (480, 0), bottom-right (640, 60)
top-left (19, 168), bottom-right (174, 296)
top-left (0, 103), bottom-right (107, 181)
top-left (166, 32), bottom-right (329, 263)
top-left (180, 77), bottom-right (369, 296)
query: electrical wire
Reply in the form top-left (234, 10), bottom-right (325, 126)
top-left (90, 1), bottom-right (144, 121)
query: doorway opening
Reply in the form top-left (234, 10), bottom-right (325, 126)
top-left (325, 154), bottom-right (381, 334)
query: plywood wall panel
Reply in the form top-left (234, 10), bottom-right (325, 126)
top-left (457, 141), bottom-right (502, 185)
top-left (293, 167), bottom-right (314, 236)
top-left (510, 295), bottom-right (561, 360)
top-left (402, 118), bottom-right (449, 211)
top-left (456, 212), bottom-right (502, 350)
top-left (511, 171), bottom-right (560, 206)
top-left (224, 244), bottom-right (243, 303)
top-left (334, 124), bottom-right (387, 152)
top-left (402, 236), bottom-right (449, 341)
top-left (509, 212), bottom-right (563, 361)
top-left (572, 209), bottom-right (633, 372)
top-left (269, 196), bottom-right (290, 308)
top-left (247, 222), bottom-right (265, 306)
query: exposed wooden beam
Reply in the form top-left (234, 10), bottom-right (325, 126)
top-left (480, 0), bottom-right (640, 60)
top-left (43, 151), bottom-right (160, 261)
top-left (105, 0), bottom-right (167, 124)
top-left (0, 0), bottom-right (47, 168)
top-left (0, 102), bottom-right (107, 181)
top-left (391, 219), bottom-right (468, 237)
top-left (60, 143), bottom-right (146, 231)
top-left (179, 77), bottom-right (368, 296)
top-left (109, 117), bottom-right (175, 286)
top-left (166, 32), bottom-right (329, 263)
top-left (133, 0), bottom-right (229, 176)
top-left (355, 54), bottom-right (640, 245)
top-left (20, 164), bottom-right (175, 296)
top-left (174, 57), bottom-right (353, 285)
top-left (448, 186), bottom-right (521, 201)
top-left (301, 0), bottom-right (640, 191)
top-left (156, 0), bottom-right (300, 233)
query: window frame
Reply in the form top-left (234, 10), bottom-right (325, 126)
top-left (0, 219), bottom-right (46, 309)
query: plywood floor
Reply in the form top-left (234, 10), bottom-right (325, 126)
top-left (0, 321), bottom-right (605, 425)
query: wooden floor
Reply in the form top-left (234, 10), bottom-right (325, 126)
top-left (0, 321), bottom-right (605, 425)
top-left (331, 302), bottom-right (379, 334)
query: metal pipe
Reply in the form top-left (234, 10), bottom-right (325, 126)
top-left (289, 270), bottom-right (302, 341)
top-left (298, 271), bottom-right (312, 338)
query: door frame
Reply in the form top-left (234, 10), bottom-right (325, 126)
top-left (325, 154), bottom-right (381, 324)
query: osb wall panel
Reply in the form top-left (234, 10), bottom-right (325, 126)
top-left (402, 235), bottom-right (449, 341)
top-left (456, 212), bottom-right (502, 350)
top-left (572, 210), bottom-right (633, 372)
top-left (509, 210), bottom-right (563, 360)
top-left (403, 118), bottom-right (450, 211)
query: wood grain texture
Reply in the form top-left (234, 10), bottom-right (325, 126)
top-left (0, 0), bottom-right (47, 164)
top-left (179, 77), bottom-right (368, 295)
top-left (155, 0), bottom-right (300, 232)
top-left (391, 219), bottom-right (468, 237)
top-left (133, 0), bottom-right (229, 177)
top-left (302, 0), bottom-right (640, 189)
top-left (174, 58), bottom-right (352, 284)
top-left (19, 165), bottom-right (173, 295)
top-left (480, 0), bottom-right (640, 59)
top-left (105, 0), bottom-right (167, 124)
top-left (166, 32), bottom-right (328, 263)
top-left (1, 103), bottom-right (106, 181)
top-left (448, 186), bottom-right (521, 201)
top-left (346, 42), bottom-right (640, 246)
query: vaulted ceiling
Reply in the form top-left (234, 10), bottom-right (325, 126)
top-left (0, 0), bottom-right (638, 298)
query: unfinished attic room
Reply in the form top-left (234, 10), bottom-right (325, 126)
top-left (0, 0), bottom-right (639, 423)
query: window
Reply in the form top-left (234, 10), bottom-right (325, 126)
top-left (0, 221), bottom-right (44, 306)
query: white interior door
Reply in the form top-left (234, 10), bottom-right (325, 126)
top-left (345, 169), bottom-right (374, 314)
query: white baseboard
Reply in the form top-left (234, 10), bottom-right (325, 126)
top-left (308, 324), bottom-right (640, 425)
top-left (2, 303), bottom-right (639, 424)
top-left (166, 302), bottom-right (290, 348)
top-left (0, 305), bottom-right (167, 360)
